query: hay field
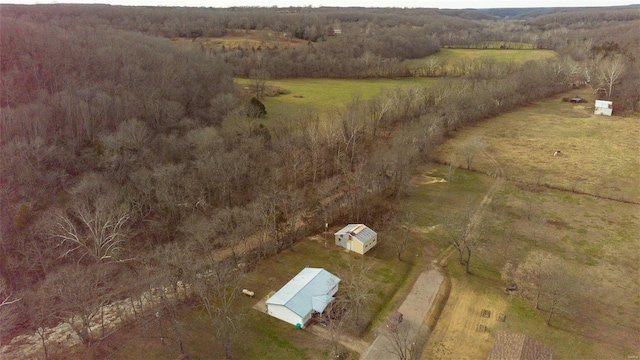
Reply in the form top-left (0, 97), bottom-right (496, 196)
top-left (435, 87), bottom-right (640, 203)
top-left (432, 48), bottom-right (557, 63)
top-left (406, 48), bottom-right (558, 71)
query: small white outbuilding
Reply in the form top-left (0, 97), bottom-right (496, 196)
top-left (265, 268), bottom-right (340, 328)
top-left (594, 100), bottom-right (613, 116)
top-left (334, 224), bottom-right (378, 255)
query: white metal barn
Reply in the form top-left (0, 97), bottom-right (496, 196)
top-left (265, 268), bottom-right (340, 328)
top-left (594, 100), bottom-right (613, 116)
top-left (334, 224), bottom-right (378, 255)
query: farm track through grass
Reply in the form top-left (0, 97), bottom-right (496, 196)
top-left (420, 87), bottom-right (639, 359)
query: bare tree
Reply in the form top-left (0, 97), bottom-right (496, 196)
top-left (280, 188), bottom-right (306, 250)
top-left (340, 261), bottom-right (374, 333)
top-left (391, 210), bottom-right (415, 261)
top-left (459, 136), bottom-right (486, 170)
top-left (385, 319), bottom-right (419, 360)
top-left (504, 250), bottom-right (572, 325)
top-left (510, 250), bottom-right (554, 309)
top-left (597, 55), bottom-right (626, 100)
top-left (0, 287), bottom-right (20, 308)
top-left (146, 244), bottom-right (194, 356)
top-left (341, 97), bottom-right (367, 169)
top-left (191, 260), bottom-right (241, 360)
top-left (249, 53), bottom-right (270, 100)
top-left (318, 299), bottom-right (349, 358)
top-left (446, 153), bottom-right (456, 182)
top-left (54, 198), bottom-right (131, 264)
top-left (0, 278), bottom-right (21, 347)
top-left (19, 289), bottom-right (54, 359)
top-left (257, 186), bottom-right (284, 261)
top-left (368, 95), bottom-right (392, 138)
top-left (441, 204), bottom-right (483, 274)
top-left (43, 264), bottom-right (110, 346)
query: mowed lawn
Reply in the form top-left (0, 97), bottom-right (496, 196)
top-left (238, 49), bottom-right (556, 120)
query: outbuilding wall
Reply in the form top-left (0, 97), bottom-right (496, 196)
top-left (266, 304), bottom-right (306, 327)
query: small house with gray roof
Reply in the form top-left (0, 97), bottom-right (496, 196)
top-left (265, 268), bottom-right (340, 328)
top-left (334, 224), bottom-right (378, 255)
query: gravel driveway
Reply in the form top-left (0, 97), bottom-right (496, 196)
top-left (361, 269), bottom-right (444, 360)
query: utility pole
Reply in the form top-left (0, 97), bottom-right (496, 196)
top-left (324, 222), bottom-right (328, 247)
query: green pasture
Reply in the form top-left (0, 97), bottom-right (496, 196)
top-left (236, 77), bottom-right (436, 119)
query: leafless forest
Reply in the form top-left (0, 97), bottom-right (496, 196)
top-left (0, 4), bottom-right (639, 358)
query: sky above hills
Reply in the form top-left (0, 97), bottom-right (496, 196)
top-left (1, 0), bottom-right (637, 8)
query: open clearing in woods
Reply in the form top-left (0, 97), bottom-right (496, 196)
top-left (419, 88), bottom-right (639, 359)
top-left (237, 49), bottom-right (557, 119)
top-left (171, 30), bottom-right (307, 50)
top-left (236, 77), bottom-right (435, 119)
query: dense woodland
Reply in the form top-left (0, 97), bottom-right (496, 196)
top-left (0, 4), bottom-right (639, 358)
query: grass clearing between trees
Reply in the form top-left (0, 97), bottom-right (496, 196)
top-left (236, 77), bottom-right (434, 119)
top-left (405, 48), bottom-right (558, 71)
top-left (171, 30), bottom-right (307, 50)
top-left (433, 48), bottom-right (557, 63)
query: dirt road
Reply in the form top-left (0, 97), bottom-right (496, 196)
top-left (361, 269), bottom-right (444, 360)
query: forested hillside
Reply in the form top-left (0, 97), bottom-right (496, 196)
top-left (0, 4), bottom-right (638, 358)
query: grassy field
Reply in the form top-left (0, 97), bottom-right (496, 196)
top-left (416, 88), bottom-right (640, 359)
top-left (435, 87), bottom-right (640, 203)
top-left (405, 48), bottom-right (557, 75)
top-left (431, 48), bottom-right (557, 64)
top-left (236, 77), bottom-right (436, 119)
top-left (446, 41), bottom-right (537, 50)
top-left (237, 49), bottom-right (557, 120)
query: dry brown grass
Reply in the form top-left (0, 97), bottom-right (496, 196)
top-left (171, 30), bottom-right (306, 50)
top-left (435, 87), bottom-right (640, 203)
top-left (423, 272), bottom-right (509, 359)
